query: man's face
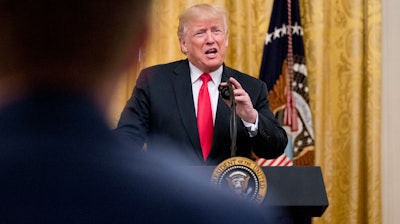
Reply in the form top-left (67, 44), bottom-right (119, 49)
top-left (179, 18), bottom-right (228, 73)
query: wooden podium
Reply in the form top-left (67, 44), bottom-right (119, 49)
top-left (192, 166), bottom-right (328, 224)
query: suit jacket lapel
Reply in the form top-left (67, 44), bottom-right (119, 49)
top-left (171, 60), bottom-right (204, 162)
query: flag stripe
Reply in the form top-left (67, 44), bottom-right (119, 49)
top-left (257, 154), bottom-right (293, 167)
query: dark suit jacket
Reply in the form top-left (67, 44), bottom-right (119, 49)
top-left (115, 59), bottom-right (287, 165)
top-left (0, 91), bottom-right (282, 223)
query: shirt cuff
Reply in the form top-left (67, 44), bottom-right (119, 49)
top-left (242, 115), bottom-right (259, 137)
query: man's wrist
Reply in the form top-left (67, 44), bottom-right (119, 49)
top-left (244, 109), bottom-right (258, 124)
top-left (242, 112), bottom-right (259, 137)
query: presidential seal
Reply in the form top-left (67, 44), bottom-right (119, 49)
top-left (210, 157), bottom-right (267, 204)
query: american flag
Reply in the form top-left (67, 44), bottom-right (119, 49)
top-left (257, 0), bottom-right (315, 166)
top-left (257, 153), bottom-right (293, 167)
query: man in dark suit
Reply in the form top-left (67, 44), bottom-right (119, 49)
top-left (0, 1), bottom-right (282, 223)
top-left (115, 3), bottom-right (288, 165)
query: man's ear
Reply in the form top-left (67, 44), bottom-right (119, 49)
top-left (179, 38), bottom-right (188, 54)
top-left (94, 22), bottom-right (150, 116)
top-left (120, 23), bottom-right (149, 72)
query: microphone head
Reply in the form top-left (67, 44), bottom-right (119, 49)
top-left (218, 80), bottom-right (233, 100)
top-left (219, 85), bottom-right (231, 99)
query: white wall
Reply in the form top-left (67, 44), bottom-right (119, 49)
top-left (382, 0), bottom-right (400, 223)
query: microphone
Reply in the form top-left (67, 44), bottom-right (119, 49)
top-left (219, 80), bottom-right (237, 157)
top-left (219, 82), bottom-right (231, 100)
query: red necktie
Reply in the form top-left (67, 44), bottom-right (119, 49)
top-left (197, 73), bottom-right (213, 161)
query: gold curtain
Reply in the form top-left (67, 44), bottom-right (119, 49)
top-left (107, 0), bottom-right (382, 223)
top-left (302, 0), bottom-right (382, 223)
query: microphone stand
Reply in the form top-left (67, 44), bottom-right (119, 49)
top-left (228, 82), bottom-right (237, 157)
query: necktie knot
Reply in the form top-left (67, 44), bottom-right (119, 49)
top-left (200, 73), bottom-right (211, 83)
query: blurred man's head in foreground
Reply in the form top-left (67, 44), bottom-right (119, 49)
top-left (0, 1), bottom-right (151, 108)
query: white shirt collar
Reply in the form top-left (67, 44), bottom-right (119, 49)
top-left (189, 62), bottom-right (223, 85)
